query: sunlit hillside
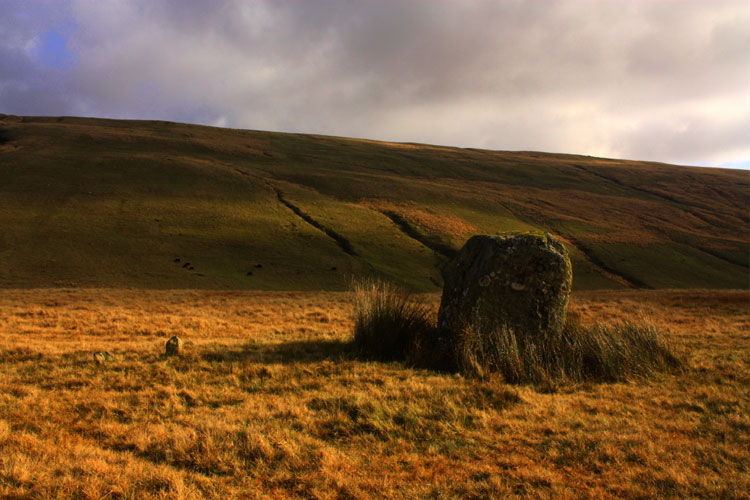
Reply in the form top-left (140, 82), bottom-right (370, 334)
top-left (0, 114), bottom-right (747, 290)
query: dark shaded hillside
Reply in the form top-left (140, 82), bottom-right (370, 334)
top-left (0, 114), bottom-right (747, 290)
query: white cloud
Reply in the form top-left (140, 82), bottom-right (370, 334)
top-left (1, 0), bottom-right (748, 166)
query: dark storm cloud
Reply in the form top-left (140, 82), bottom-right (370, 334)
top-left (1, 0), bottom-right (748, 166)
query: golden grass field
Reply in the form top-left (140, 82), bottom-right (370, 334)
top-left (0, 289), bottom-right (748, 499)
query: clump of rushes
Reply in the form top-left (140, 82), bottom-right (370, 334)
top-left (352, 279), bottom-right (682, 384)
top-left (564, 313), bottom-right (683, 382)
top-left (453, 311), bottom-right (683, 383)
top-left (350, 278), bottom-right (435, 362)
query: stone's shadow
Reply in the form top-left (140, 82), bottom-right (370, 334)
top-left (201, 339), bottom-right (352, 365)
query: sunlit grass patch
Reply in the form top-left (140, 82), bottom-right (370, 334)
top-left (0, 288), bottom-right (746, 499)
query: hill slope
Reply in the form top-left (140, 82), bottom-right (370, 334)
top-left (0, 114), bottom-right (747, 290)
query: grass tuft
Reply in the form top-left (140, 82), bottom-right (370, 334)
top-left (454, 311), bottom-right (683, 383)
top-left (350, 278), bottom-right (435, 361)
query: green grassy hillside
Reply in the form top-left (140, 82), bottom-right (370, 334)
top-left (0, 114), bottom-right (747, 290)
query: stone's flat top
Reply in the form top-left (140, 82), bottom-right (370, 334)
top-left (463, 232), bottom-right (567, 254)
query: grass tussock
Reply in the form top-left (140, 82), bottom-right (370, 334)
top-left (455, 312), bottom-right (683, 383)
top-left (352, 279), bottom-right (682, 383)
top-left (351, 278), bottom-right (435, 361)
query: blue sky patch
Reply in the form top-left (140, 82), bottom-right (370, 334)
top-left (36, 29), bottom-right (74, 69)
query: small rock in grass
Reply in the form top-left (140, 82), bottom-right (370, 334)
top-left (165, 336), bottom-right (184, 356)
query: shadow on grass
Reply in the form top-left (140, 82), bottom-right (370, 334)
top-left (201, 339), bottom-right (352, 365)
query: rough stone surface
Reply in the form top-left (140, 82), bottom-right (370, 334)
top-left (438, 233), bottom-right (572, 347)
top-left (165, 336), bottom-right (183, 356)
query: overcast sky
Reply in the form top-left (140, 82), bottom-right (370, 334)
top-left (1, 0), bottom-right (749, 168)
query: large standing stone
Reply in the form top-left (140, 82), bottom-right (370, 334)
top-left (437, 233), bottom-right (572, 358)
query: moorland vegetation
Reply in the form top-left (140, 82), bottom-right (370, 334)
top-left (0, 288), bottom-right (747, 499)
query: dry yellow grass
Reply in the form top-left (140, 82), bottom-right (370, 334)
top-left (0, 289), bottom-right (748, 499)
